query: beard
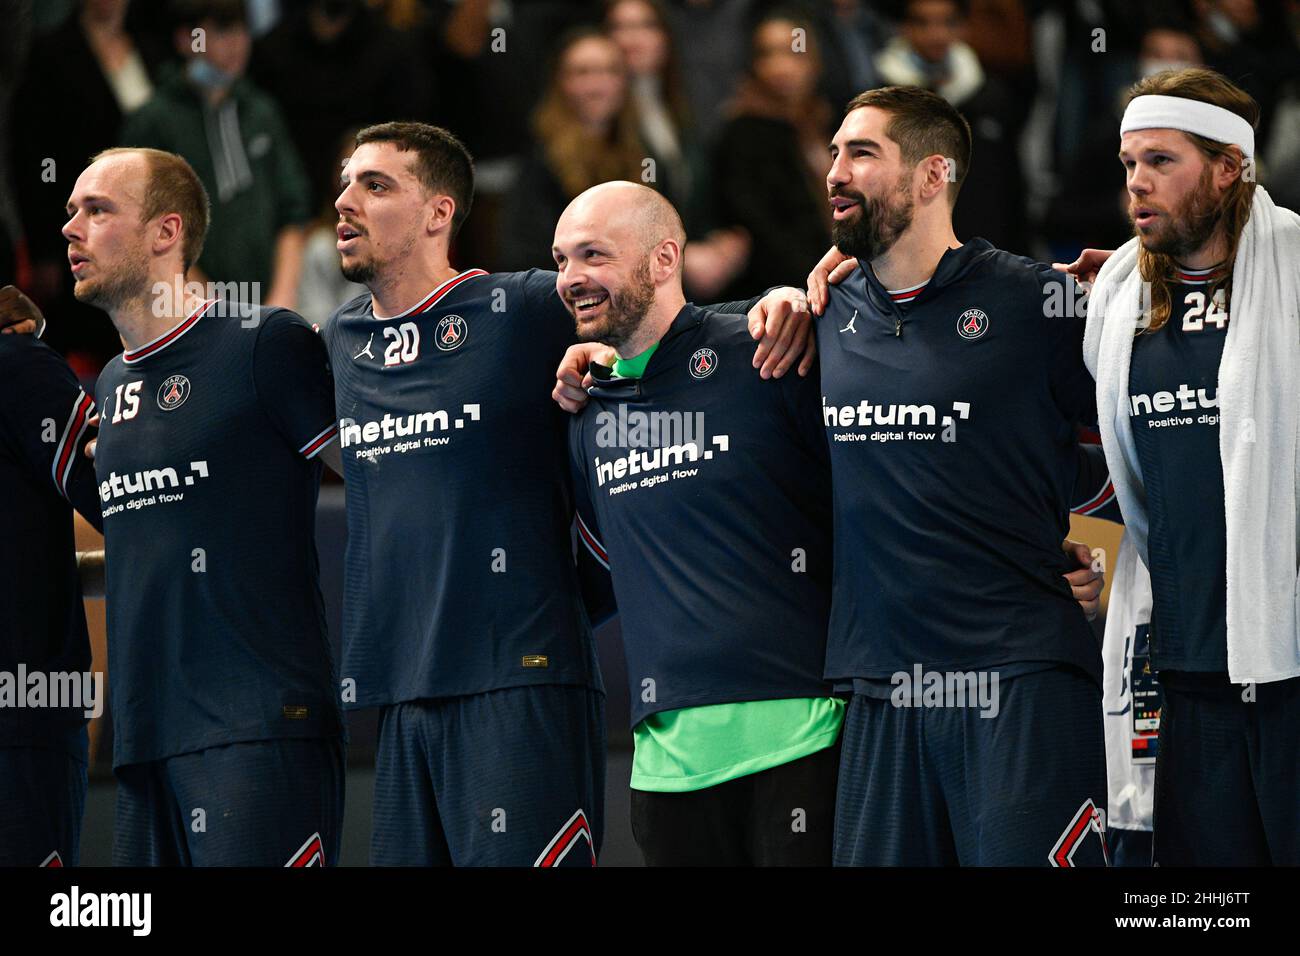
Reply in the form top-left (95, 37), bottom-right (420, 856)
top-left (830, 173), bottom-right (915, 262)
top-left (339, 225), bottom-right (415, 288)
top-left (572, 256), bottom-right (655, 352)
top-left (340, 257), bottom-right (376, 285)
top-left (73, 244), bottom-right (151, 313)
top-left (1130, 165), bottom-right (1224, 260)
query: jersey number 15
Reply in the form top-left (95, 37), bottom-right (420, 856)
top-left (110, 381), bottom-right (143, 423)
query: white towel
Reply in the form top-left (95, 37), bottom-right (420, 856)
top-left (1103, 534), bottom-right (1155, 832)
top-left (1083, 185), bottom-right (1300, 684)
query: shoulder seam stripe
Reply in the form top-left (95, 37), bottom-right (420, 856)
top-left (300, 423), bottom-right (339, 458)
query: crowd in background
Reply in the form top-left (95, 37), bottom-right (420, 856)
top-left (2, 0), bottom-right (1299, 375)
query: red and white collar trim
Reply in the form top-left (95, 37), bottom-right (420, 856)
top-left (1172, 262), bottom-right (1226, 285)
top-left (888, 279), bottom-right (929, 303)
top-left (374, 269), bottom-right (488, 320)
top-left (123, 299), bottom-right (218, 365)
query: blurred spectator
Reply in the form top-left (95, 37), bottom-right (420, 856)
top-left (375, 0), bottom-right (429, 31)
top-left (605, 0), bottom-right (696, 212)
top-left (1050, 1), bottom-right (1149, 172)
top-left (424, 1), bottom-right (592, 268)
top-left (250, 0), bottom-right (433, 213)
top-left (1137, 22), bottom-right (1205, 75)
top-left (121, 0), bottom-right (312, 308)
top-left (11, 0), bottom-right (170, 363)
top-left (961, 0), bottom-right (1036, 130)
top-left (605, 0), bottom-right (752, 297)
top-left (808, 0), bottom-right (887, 111)
top-left (875, 0), bottom-right (1028, 252)
top-left (1259, 0), bottom-right (1300, 209)
top-left (662, 0), bottom-right (762, 140)
top-left (497, 27), bottom-right (649, 271)
top-left (0, 0), bottom-right (34, 288)
top-left (246, 0), bottom-right (282, 38)
top-left (1046, 21), bottom-right (1205, 257)
top-left (1191, 0), bottom-right (1300, 149)
top-left (432, 1), bottom-right (593, 167)
top-left (296, 127), bottom-right (367, 329)
top-left (963, 0), bottom-right (1033, 80)
top-left (709, 10), bottom-right (833, 301)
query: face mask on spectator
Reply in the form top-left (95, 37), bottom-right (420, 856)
top-left (187, 57), bottom-right (236, 92)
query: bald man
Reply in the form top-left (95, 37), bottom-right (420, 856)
top-left (556, 183), bottom-right (843, 865)
top-left (553, 183), bottom-right (1111, 866)
top-left (322, 122), bottom-right (811, 866)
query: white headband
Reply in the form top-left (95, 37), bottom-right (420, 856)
top-left (1120, 94), bottom-right (1254, 158)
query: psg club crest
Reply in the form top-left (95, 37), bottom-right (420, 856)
top-left (689, 347), bottom-right (718, 379)
top-left (957, 308), bottom-right (989, 340)
top-left (157, 374), bottom-right (191, 411)
top-left (436, 314), bottom-right (468, 352)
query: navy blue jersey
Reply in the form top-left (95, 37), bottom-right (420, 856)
top-left (0, 334), bottom-right (100, 745)
top-left (94, 302), bottom-right (343, 767)
top-left (319, 269), bottom-right (602, 706)
top-left (1128, 274), bottom-right (1230, 672)
top-left (319, 270), bottom-right (764, 707)
top-left (817, 239), bottom-right (1102, 685)
top-left (569, 305), bottom-right (834, 726)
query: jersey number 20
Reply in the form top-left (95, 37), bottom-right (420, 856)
top-left (383, 322), bottom-right (420, 367)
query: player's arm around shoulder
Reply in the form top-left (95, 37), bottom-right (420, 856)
top-left (0, 285), bottom-right (46, 336)
top-left (554, 341), bottom-right (616, 415)
top-left (743, 286), bottom-right (817, 379)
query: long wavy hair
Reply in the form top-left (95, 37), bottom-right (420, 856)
top-left (604, 0), bottom-right (693, 132)
top-left (1124, 69), bottom-right (1259, 333)
top-left (532, 27), bottom-right (648, 201)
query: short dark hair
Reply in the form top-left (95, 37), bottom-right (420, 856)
top-left (354, 122), bottom-right (476, 238)
top-left (844, 86), bottom-right (972, 201)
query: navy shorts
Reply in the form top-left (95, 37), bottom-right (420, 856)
top-left (1154, 673), bottom-right (1300, 865)
top-left (0, 727), bottom-right (88, 866)
top-left (834, 665), bottom-right (1108, 866)
top-left (371, 684), bottom-right (606, 866)
top-left (112, 736), bottom-right (345, 866)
